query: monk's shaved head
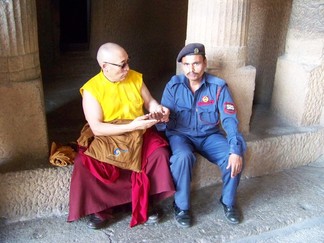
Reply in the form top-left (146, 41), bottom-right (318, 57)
top-left (97, 43), bottom-right (126, 67)
top-left (96, 43), bottom-right (130, 81)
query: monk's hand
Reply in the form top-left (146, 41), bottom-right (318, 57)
top-left (131, 115), bottom-right (159, 130)
top-left (226, 154), bottom-right (243, 178)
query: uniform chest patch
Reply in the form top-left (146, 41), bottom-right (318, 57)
top-left (198, 96), bottom-right (215, 106)
top-left (224, 102), bottom-right (236, 114)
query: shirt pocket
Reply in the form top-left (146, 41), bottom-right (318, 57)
top-left (175, 107), bottom-right (192, 128)
top-left (197, 104), bottom-right (219, 126)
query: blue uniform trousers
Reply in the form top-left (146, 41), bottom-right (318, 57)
top-left (168, 133), bottom-right (242, 210)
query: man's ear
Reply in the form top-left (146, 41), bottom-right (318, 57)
top-left (102, 63), bottom-right (108, 71)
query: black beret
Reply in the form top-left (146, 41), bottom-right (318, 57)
top-left (176, 43), bottom-right (205, 62)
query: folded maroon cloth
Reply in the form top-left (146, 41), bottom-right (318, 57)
top-left (130, 128), bottom-right (168, 227)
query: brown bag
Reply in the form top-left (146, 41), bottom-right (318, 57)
top-left (77, 121), bottom-right (145, 172)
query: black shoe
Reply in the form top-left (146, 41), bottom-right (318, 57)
top-left (173, 202), bottom-right (191, 228)
top-left (144, 209), bottom-right (160, 225)
top-left (87, 214), bottom-right (109, 229)
top-left (219, 198), bottom-right (240, 224)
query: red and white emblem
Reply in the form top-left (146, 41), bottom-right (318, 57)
top-left (224, 102), bottom-right (236, 114)
top-left (202, 96), bottom-right (209, 103)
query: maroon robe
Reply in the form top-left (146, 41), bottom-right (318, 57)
top-left (67, 128), bottom-right (175, 227)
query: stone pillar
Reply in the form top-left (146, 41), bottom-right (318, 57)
top-left (181, 0), bottom-right (256, 134)
top-left (271, 0), bottom-right (324, 126)
top-left (0, 0), bottom-right (48, 172)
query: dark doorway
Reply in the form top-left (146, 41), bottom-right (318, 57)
top-left (59, 0), bottom-right (90, 51)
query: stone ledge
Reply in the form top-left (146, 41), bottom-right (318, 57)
top-left (0, 127), bottom-right (323, 224)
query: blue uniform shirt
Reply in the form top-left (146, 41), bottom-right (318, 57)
top-left (159, 72), bottom-right (246, 156)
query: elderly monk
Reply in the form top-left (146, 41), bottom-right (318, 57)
top-left (67, 42), bottom-right (175, 229)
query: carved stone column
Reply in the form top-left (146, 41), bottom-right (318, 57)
top-left (0, 0), bottom-right (48, 172)
top-left (181, 0), bottom-right (256, 134)
top-left (271, 0), bottom-right (324, 126)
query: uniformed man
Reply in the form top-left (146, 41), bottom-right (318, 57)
top-left (159, 43), bottom-right (247, 228)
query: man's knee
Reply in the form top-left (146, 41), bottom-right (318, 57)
top-left (170, 151), bottom-right (195, 168)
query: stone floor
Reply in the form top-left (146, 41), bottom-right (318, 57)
top-left (1, 159), bottom-right (323, 242)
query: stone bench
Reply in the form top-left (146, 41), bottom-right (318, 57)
top-left (1, 125), bottom-right (323, 224)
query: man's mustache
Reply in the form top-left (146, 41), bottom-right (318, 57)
top-left (187, 72), bottom-right (198, 75)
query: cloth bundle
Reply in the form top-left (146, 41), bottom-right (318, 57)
top-left (49, 142), bottom-right (77, 167)
top-left (77, 121), bottom-right (145, 172)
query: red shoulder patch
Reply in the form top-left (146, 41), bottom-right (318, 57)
top-left (224, 102), bottom-right (236, 114)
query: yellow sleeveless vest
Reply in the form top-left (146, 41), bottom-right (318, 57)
top-left (80, 70), bottom-right (144, 121)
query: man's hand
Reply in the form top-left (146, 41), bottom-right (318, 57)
top-left (147, 111), bottom-right (163, 121)
top-left (159, 106), bottom-right (170, 122)
top-left (148, 105), bottom-right (170, 122)
top-left (226, 154), bottom-right (243, 178)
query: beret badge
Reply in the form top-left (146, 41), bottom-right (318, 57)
top-left (176, 43), bottom-right (206, 62)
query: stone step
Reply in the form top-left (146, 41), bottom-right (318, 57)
top-left (0, 126), bottom-right (323, 224)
